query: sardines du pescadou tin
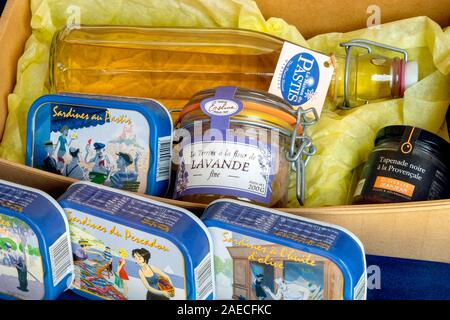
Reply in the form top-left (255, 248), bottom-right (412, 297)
top-left (202, 199), bottom-right (367, 300)
top-left (0, 179), bottom-right (74, 300)
top-left (58, 181), bottom-right (214, 300)
top-left (26, 93), bottom-right (173, 196)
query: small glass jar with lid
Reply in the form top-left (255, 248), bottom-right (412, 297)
top-left (173, 86), bottom-right (299, 207)
top-left (353, 125), bottom-right (450, 204)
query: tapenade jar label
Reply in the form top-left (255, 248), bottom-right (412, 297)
top-left (353, 126), bottom-right (450, 204)
top-left (354, 151), bottom-right (445, 201)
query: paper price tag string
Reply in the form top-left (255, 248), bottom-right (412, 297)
top-left (286, 107), bottom-right (319, 206)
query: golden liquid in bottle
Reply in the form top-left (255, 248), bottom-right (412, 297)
top-left (51, 27), bottom-right (281, 110)
top-left (51, 26), bottom-right (403, 111)
top-left (328, 54), bottom-right (397, 107)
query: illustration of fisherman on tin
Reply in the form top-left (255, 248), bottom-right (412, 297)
top-left (96, 246), bottom-right (114, 279)
top-left (254, 273), bottom-right (267, 300)
top-left (63, 147), bottom-right (88, 180)
top-left (3, 243), bottom-right (28, 292)
top-left (85, 142), bottom-right (112, 184)
top-left (109, 152), bottom-right (140, 191)
top-left (42, 140), bottom-right (60, 175)
top-left (73, 239), bottom-right (97, 264)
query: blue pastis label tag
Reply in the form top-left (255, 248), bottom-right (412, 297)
top-left (269, 42), bottom-right (335, 116)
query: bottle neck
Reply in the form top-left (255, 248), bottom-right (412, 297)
top-left (328, 54), bottom-right (406, 107)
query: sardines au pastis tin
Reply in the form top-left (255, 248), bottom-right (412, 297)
top-left (58, 181), bottom-right (214, 300)
top-left (202, 199), bottom-right (366, 300)
top-left (26, 93), bottom-right (173, 196)
top-left (0, 179), bottom-right (74, 300)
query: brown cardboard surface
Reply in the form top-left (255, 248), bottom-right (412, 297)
top-left (285, 201), bottom-right (450, 263)
top-left (0, 0), bottom-right (449, 263)
top-left (0, 0), bottom-right (31, 140)
top-left (0, 158), bottom-right (207, 211)
top-left (256, 0), bottom-right (450, 38)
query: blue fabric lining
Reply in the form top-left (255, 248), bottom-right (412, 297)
top-left (55, 255), bottom-right (450, 300)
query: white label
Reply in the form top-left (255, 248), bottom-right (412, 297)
top-left (203, 99), bottom-right (240, 116)
top-left (194, 253), bottom-right (214, 300)
top-left (49, 233), bottom-right (73, 286)
top-left (176, 141), bottom-right (274, 201)
top-left (156, 136), bottom-right (172, 182)
top-left (269, 41), bottom-right (335, 116)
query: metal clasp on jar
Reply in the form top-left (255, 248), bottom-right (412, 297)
top-left (286, 107), bottom-right (319, 206)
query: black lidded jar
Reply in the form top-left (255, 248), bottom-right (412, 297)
top-left (353, 125), bottom-right (450, 204)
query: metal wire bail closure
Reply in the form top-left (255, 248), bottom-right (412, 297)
top-left (286, 107), bottom-right (319, 206)
top-left (339, 39), bottom-right (409, 110)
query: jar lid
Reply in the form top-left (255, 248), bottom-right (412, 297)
top-left (375, 125), bottom-right (450, 162)
top-left (180, 87), bottom-right (297, 126)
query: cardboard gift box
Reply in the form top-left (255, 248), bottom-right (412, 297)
top-left (0, 0), bottom-right (449, 263)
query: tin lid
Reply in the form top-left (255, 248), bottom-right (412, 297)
top-left (375, 125), bottom-right (450, 162)
top-left (202, 199), bottom-right (367, 300)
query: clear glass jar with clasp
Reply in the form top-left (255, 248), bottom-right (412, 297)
top-left (173, 87), bottom-right (298, 207)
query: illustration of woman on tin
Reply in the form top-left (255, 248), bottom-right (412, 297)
top-left (117, 248), bottom-right (130, 298)
top-left (132, 248), bottom-right (174, 300)
top-left (55, 125), bottom-right (76, 169)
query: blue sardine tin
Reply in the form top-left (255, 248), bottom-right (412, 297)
top-left (0, 179), bottom-right (74, 300)
top-left (26, 93), bottom-right (173, 196)
top-left (58, 182), bottom-right (214, 300)
top-left (202, 199), bottom-right (367, 300)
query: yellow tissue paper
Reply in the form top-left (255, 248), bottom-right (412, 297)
top-left (0, 0), bottom-right (307, 163)
top-left (288, 17), bottom-right (450, 208)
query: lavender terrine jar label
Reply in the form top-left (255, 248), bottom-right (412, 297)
top-left (176, 140), bottom-right (276, 204)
